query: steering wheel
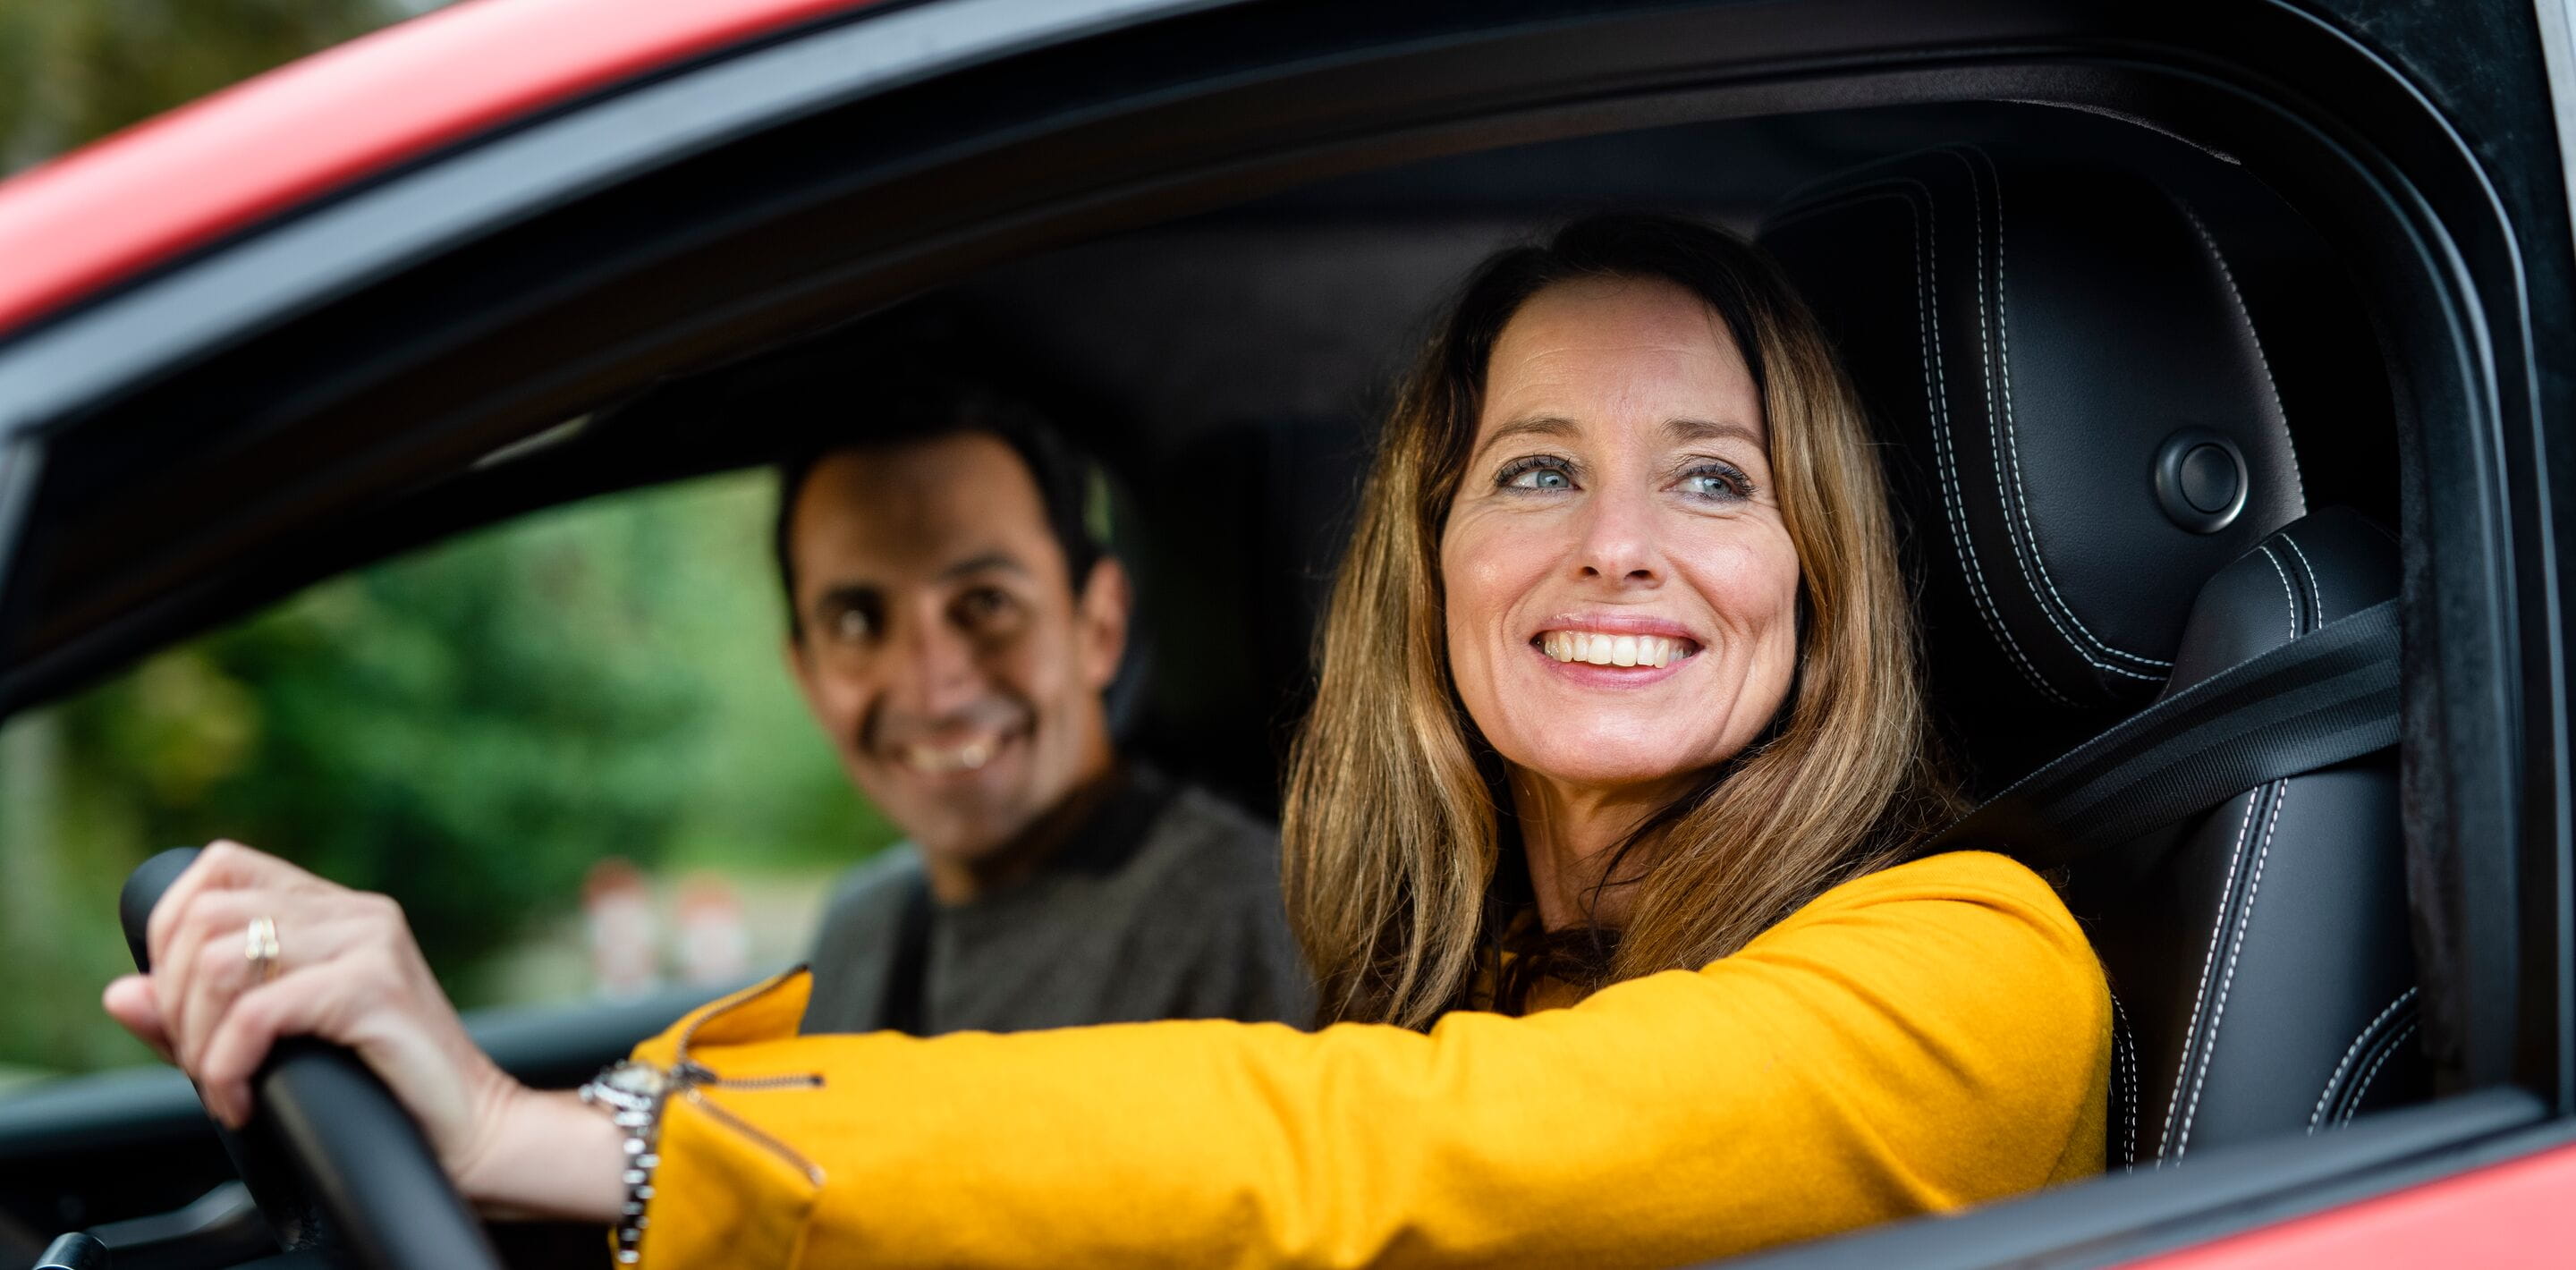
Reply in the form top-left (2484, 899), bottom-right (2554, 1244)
top-left (121, 848), bottom-right (505, 1270)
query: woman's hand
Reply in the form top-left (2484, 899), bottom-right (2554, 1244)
top-left (98, 841), bottom-right (621, 1219)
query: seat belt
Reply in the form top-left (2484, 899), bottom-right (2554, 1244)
top-left (1931, 598), bottom-right (2399, 869)
top-left (877, 874), bottom-right (935, 1036)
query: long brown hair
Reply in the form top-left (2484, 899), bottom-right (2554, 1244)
top-left (1283, 215), bottom-right (1962, 1029)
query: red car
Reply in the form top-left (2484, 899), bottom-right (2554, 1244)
top-left (0, 1), bottom-right (2569, 1266)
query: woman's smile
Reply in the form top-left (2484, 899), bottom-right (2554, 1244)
top-left (1529, 613), bottom-right (1704, 686)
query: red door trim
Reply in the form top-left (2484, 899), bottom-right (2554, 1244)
top-left (2118, 1139), bottom-right (2576, 1269)
top-left (0, 0), bottom-right (879, 339)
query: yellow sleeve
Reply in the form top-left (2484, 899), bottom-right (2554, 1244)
top-left (629, 851), bottom-right (2107, 1269)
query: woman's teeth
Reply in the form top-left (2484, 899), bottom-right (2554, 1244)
top-left (1538, 631), bottom-right (1690, 668)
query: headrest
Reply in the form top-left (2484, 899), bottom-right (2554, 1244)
top-left (1757, 144), bottom-right (2307, 782)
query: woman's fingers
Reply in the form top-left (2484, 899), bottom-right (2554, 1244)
top-left (110, 838), bottom-right (522, 1182)
top-left (164, 899), bottom-right (385, 1074)
top-left (196, 934), bottom-right (501, 1175)
top-left (155, 885), bottom-right (274, 1069)
top-left (144, 841), bottom-right (327, 975)
top-left (191, 954), bottom-right (390, 1128)
top-left (144, 842), bottom-right (361, 1070)
top-left (101, 975), bottom-right (174, 1063)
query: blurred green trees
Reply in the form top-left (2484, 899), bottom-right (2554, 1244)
top-left (3, 476), bottom-right (896, 1082)
top-left (1, 0), bottom-right (414, 171)
top-left (0, 3), bottom-right (896, 1084)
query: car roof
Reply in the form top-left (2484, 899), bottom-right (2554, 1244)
top-left (0, 0), bottom-right (877, 342)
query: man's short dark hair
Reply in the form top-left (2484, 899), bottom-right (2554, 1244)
top-left (773, 381), bottom-right (1112, 639)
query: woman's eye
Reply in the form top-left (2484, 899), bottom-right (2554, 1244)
top-left (830, 607), bottom-right (873, 642)
top-left (1498, 458), bottom-right (1577, 491)
top-left (1682, 464), bottom-right (1754, 501)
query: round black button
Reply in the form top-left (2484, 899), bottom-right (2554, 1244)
top-left (2178, 444), bottom-right (2240, 513)
top-left (2152, 428), bottom-right (2250, 533)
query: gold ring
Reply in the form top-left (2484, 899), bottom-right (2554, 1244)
top-left (244, 916), bottom-right (281, 984)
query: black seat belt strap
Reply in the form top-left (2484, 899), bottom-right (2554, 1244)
top-left (877, 874), bottom-right (935, 1036)
top-left (1933, 598), bottom-right (2400, 868)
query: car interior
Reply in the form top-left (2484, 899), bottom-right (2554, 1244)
top-left (0, 3), bottom-right (2554, 1261)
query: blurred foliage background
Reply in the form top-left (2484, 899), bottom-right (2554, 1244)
top-left (0, 1), bottom-right (894, 1089)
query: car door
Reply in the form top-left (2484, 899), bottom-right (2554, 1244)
top-left (0, 1), bottom-right (2567, 1266)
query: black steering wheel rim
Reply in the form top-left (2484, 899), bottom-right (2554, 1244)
top-left (121, 847), bottom-right (506, 1270)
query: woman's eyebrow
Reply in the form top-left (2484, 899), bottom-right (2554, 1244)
top-left (1665, 417), bottom-right (1764, 447)
top-left (1478, 415), bottom-right (1580, 453)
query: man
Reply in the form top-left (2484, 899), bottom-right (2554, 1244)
top-left (776, 383), bottom-right (1312, 1034)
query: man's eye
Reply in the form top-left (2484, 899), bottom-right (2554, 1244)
top-left (1498, 457), bottom-right (1576, 491)
top-left (830, 607), bottom-right (873, 642)
top-left (958, 588), bottom-right (1014, 624)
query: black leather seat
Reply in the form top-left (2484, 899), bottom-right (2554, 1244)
top-left (1757, 143), bottom-right (2427, 1164)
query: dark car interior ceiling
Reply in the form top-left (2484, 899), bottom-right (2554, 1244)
top-left (2, 102), bottom-right (2400, 811)
top-left (491, 101), bottom-right (2403, 814)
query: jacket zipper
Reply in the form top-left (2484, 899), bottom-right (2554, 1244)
top-left (665, 964), bottom-right (828, 1185)
top-left (681, 1087), bottom-right (826, 1186)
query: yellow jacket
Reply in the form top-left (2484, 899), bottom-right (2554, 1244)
top-left (626, 850), bottom-right (2107, 1268)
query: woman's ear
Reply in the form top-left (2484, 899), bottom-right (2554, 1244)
top-left (1076, 555), bottom-right (1132, 690)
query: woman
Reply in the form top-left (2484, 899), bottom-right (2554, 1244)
top-left (106, 216), bottom-right (2108, 1268)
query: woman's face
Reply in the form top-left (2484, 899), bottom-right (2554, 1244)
top-left (1440, 275), bottom-right (1802, 803)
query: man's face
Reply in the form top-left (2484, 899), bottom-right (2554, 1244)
top-left (784, 433), bottom-right (1126, 866)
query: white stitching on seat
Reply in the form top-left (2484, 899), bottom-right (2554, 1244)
top-left (2259, 545), bottom-right (2301, 640)
top-left (1965, 147), bottom-right (2170, 677)
top-left (2112, 994), bottom-right (2140, 1168)
top-left (1913, 173), bottom-right (2079, 706)
top-left (1953, 149), bottom-right (2161, 685)
top-left (2341, 1019), bottom-right (2421, 1125)
top-left (2166, 543), bottom-right (2300, 1157)
top-left (2176, 203), bottom-right (2307, 512)
top-left (2158, 787), bottom-right (2267, 1163)
top-left (2279, 531), bottom-right (2326, 622)
top-left (2310, 986), bottom-right (2419, 1131)
top-left (2174, 779), bottom-right (2288, 1158)
top-left (1786, 179), bottom-right (2072, 705)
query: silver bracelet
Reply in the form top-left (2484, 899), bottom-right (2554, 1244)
top-left (580, 1060), bottom-right (678, 1265)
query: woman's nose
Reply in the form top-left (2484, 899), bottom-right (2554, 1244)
top-left (1572, 487), bottom-right (1664, 585)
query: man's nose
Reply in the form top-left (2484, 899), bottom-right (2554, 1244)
top-left (887, 617), bottom-right (987, 716)
top-left (1573, 484), bottom-right (1665, 586)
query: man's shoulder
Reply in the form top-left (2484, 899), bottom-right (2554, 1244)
top-left (1160, 783), bottom-right (1278, 846)
top-left (1123, 783), bottom-right (1287, 913)
top-left (819, 844), bottom-right (927, 931)
top-left (800, 845), bottom-right (927, 1034)
top-left (1124, 782), bottom-right (1313, 1023)
top-left (1143, 784), bottom-right (1280, 870)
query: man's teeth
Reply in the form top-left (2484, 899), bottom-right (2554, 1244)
top-left (903, 740), bottom-right (994, 774)
top-left (1538, 631), bottom-right (1690, 668)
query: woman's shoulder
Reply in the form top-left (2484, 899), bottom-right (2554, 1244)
top-left (1745, 849), bottom-right (2096, 989)
top-left (1801, 849), bottom-right (2073, 927)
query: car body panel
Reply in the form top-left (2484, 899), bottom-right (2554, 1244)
top-left (2120, 1137), bottom-right (2576, 1268)
top-left (0, 0), bottom-right (877, 342)
top-left (0, 0), bottom-right (2564, 1266)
